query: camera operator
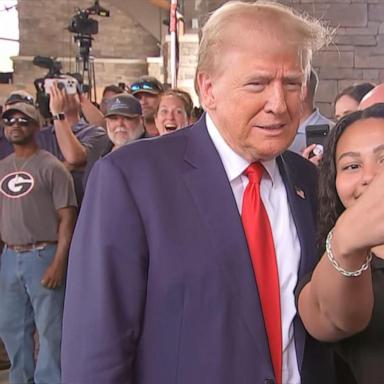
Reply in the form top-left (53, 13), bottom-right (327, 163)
top-left (47, 82), bottom-right (88, 166)
top-left (38, 81), bottom-right (108, 203)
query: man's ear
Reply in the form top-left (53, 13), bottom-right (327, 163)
top-left (197, 71), bottom-right (216, 111)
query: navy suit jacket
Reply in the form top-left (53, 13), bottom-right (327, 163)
top-left (62, 116), bottom-right (335, 384)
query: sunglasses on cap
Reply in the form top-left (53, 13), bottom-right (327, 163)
top-left (130, 81), bottom-right (161, 93)
top-left (5, 94), bottom-right (35, 106)
top-left (3, 117), bottom-right (32, 127)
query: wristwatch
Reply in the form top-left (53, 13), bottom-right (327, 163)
top-left (52, 112), bottom-right (65, 121)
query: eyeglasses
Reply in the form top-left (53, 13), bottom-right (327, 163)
top-left (130, 81), bottom-right (161, 93)
top-left (5, 94), bottom-right (35, 106)
top-left (3, 117), bottom-right (32, 127)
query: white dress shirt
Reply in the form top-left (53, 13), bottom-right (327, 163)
top-left (206, 114), bottom-right (301, 384)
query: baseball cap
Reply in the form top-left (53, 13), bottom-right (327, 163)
top-left (5, 90), bottom-right (35, 106)
top-left (2, 102), bottom-right (40, 124)
top-left (104, 94), bottom-right (142, 118)
top-left (130, 76), bottom-right (164, 96)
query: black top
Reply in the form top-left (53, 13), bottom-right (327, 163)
top-left (334, 256), bottom-right (384, 384)
top-left (297, 255), bottom-right (384, 384)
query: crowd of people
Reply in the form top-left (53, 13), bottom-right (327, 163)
top-left (0, 1), bottom-right (384, 383)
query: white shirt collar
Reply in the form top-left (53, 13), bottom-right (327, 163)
top-left (205, 113), bottom-right (278, 184)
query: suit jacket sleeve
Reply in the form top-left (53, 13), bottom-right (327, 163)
top-left (61, 156), bottom-right (149, 384)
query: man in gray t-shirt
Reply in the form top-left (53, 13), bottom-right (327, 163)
top-left (0, 102), bottom-right (77, 384)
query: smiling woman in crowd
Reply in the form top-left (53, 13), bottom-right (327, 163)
top-left (154, 89), bottom-right (193, 135)
top-left (297, 103), bottom-right (384, 384)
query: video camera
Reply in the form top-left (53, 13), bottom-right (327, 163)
top-left (68, 0), bottom-right (110, 36)
top-left (67, 1), bottom-right (110, 102)
top-left (33, 56), bottom-right (84, 119)
top-left (33, 56), bottom-right (62, 78)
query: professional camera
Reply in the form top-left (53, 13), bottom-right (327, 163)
top-left (68, 10), bottom-right (98, 35)
top-left (67, 1), bottom-right (110, 102)
top-left (33, 56), bottom-right (62, 78)
top-left (32, 56), bottom-right (63, 119)
top-left (68, 1), bottom-right (110, 36)
top-left (32, 56), bottom-right (83, 119)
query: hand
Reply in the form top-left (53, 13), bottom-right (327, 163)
top-left (334, 167), bottom-right (384, 256)
top-left (79, 92), bottom-right (89, 105)
top-left (49, 81), bottom-right (67, 116)
top-left (64, 93), bottom-right (81, 121)
top-left (41, 259), bottom-right (67, 289)
top-left (301, 144), bottom-right (322, 167)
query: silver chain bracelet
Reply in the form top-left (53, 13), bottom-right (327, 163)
top-left (326, 229), bottom-right (372, 277)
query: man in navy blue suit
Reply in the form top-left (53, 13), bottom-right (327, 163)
top-left (61, 2), bottom-right (335, 383)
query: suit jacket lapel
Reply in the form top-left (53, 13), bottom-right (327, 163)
top-left (182, 117), bottom-right (271, 365)
top-left (277, 154), bottom-right (317, 279)
top-left (277, 153), bottom-right (318, 372)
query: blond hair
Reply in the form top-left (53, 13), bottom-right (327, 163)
top-left (195, 1), bottom-right (333, 95)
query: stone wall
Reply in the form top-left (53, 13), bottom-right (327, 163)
top-left (196, 0), bottom-right (384, 118)
top-left (14, 0), bottom-right (160, 97)
top-left (295, 1), bottom-right (384, 117)
top-left (12, 0), bottom-right (384, 116)
top-left (18, 0), bottom-right (160, 58)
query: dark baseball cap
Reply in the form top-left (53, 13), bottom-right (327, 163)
top-left (130, 76), bottom-right (164, 96)
top-left (5, 90), bottom-right (35, 106)
top-left (104, 94), bottom-right (142, 118)
top-left (2, 102), bottom-right (40, 124)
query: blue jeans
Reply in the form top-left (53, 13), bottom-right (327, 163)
top-left (0, 244), bottom-right (65, 384)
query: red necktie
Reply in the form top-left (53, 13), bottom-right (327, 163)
top-left (241, 163), bottom-right (282, 384)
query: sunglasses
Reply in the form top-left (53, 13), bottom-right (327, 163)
top-left (3, 117), bottom-right (32, 127)
top-left (130, 81), bottom-right (161, 93)
top-left (5, 94), bottom-right (35, 106)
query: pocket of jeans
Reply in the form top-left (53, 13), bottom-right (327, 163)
top-left (36, 246), bottom-right (56, 263)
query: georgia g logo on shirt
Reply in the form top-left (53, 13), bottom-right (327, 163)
top-left (0, 171), bottom-right (35, 198)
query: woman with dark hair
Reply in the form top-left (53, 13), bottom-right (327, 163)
top-left (334, 82), bottom-right (375, 120)
top-left (298, 103), bottom-right (384, 384)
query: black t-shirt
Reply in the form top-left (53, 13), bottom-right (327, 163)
top-left (297, 256), bottom-right (384, 384)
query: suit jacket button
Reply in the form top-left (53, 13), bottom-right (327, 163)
top-left (264, 379), bottom-right (275, 384)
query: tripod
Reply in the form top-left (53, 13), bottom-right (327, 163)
top-left (74, 34), bottom-right (97, 102)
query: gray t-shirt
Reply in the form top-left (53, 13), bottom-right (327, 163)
top-left (0, 150), bottom-right (77, 245)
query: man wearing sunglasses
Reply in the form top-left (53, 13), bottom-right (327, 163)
top-left (130, 76), bottom-right (164, 138)
top-left (0, 91), bottom-right (36, 161)
top-left (0, 102), bottom-right (77, 384)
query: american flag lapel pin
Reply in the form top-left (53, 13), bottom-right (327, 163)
top-left (295, 187), bottom-right (305, 199)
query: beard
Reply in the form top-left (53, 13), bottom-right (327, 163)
top-left (5, 131), bottom-right (35, 145)
top-left (108, 126), bottom-right (144, 147)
